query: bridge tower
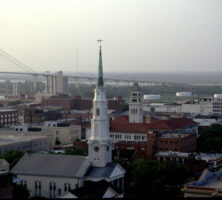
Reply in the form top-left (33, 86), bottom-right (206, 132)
top-left (32, 74), bottom-right (38, 93)
top-left (12, 82), bottom-right (18, 96)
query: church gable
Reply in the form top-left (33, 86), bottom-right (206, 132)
top-left (103, 187), bottom-right (119, 198)
top-left (109, 164), bottom-right (126, 180)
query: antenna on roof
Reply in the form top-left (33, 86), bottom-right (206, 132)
top-left (76, 48), bottom-right (78, 73)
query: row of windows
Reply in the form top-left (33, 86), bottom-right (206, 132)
top-left (130, 108), bottom-right (142, 115)
top-left (157, 156), bottom-right (184, 162)
top-left (1, 118), bottom-right (17, 122)
top-left (213, 110), bottom-right (222, 112)
top-left (22, 181), bottom-right (72, 198)
top-left (159, 140), bottom-right (178, 145)
top-left (71, 130), bottom-right (79, 135)
top-left (159, 148), bottom-right (178, 151)
top-left (212, 159), bottom-right (222, 167)
top-left (0, 113), bottom-right (18, 118)
top-left (213, 106), bottom-right (222, 108)
top-left (110, 134), bottom-right (146, 141)
top-left (132, 93), bottom-right (141, 97)
top-left (131, 99), bottom-right (141, 103)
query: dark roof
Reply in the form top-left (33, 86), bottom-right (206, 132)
top-left (11, 153), bottom-right (90, 178)
top-left (110, 116), bottom-right (197, 133)
top-left (70, 180), bottom-right (119, 198)
top-left (86, 162), bottom-right (118, 178)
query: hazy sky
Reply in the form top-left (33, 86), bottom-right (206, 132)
top-left (0, 0), bottom-right (222, 73)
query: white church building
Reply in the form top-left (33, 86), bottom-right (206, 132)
top-left (11, 41), bottom-right (125, 199)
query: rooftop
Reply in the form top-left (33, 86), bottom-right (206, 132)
top-left (0, 109), bottom-right (17, 113)
top-left (0, 135), bottom-right (50, 146)
top-left (110, 115), bottom-right (197, 133)
top-left (11, 153), bottom-right (91, 178)
top-left (131, 83), bottom-right (141, 91)
top-left (188, 169), bottom-right (222, 190)
top-left (68, 180), bottom-right (120, 198)
top-left (196, 153), bottom-right (222, 161)
top-left (155, 151), bottom-right (190, 158)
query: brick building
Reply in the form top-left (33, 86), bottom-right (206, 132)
top-left (42, 95), bottom-right (125, 111)
top-left (108, 96), bottom-right (125, 111)
top-left (146, 131), bottom-right (197, 159)
top-left (24, 108), bottom-right (62, 124)
top-left (72, 96), bottom-right (92, 110)
top-left (110, 115), bottom-right (198, 161)
top-left (71, 115), bottom-right (197, 162)
top-left (72, 95), bottom-right (125, 111)
top-left (0, 109), bottom-right (18, 126)
top-left (154, 151), bottom-right (206, 176)
top-left (41, 95), bottom-right (73, 111)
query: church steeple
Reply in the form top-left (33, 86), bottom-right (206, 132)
top-left (97, 39), bottom-right (104, 89)
top-left (88, 40), bottom-right (112, 167)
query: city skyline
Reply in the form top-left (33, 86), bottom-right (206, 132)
top-left (0, 0), bottom-right (222, 73)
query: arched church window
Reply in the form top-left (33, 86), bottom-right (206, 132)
top-left (96, 108), bottom-right (100, 116)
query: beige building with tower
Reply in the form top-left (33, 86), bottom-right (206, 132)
top-left (129, 83), bottom-right (143, 123)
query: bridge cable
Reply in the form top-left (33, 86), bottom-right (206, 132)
top-left (0, 49), bottom-right (36, 73)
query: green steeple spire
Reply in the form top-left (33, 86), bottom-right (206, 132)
top-left (97, 40), bottom-right (104, 89)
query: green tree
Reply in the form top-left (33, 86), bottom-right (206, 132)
top-left (63, 146), bottom-right (87, 156)
top-left (121, 104), bottom-right (129, 112)
top-left (13, 184), bottom-right (29, 199)
top-left (197, 124), bottom-right (222, 153)
top-left (0, 150), bottom-right (24, 169)
top-left (128, 159), bottom-right (194, 197)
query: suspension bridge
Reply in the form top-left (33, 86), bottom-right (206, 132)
top-left (0, 49), bottom-right (163, 95)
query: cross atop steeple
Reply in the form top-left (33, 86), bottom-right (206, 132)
top-left (96, 39), bottom-right (104, 89)
top-left (97, 39), bottom-right (103, 48)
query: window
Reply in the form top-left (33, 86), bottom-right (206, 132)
top-left (64, 183), bottom-right (71, 192)
top-left (50, 182), bottom-right (56, 198)
top-left (35, 181), bottom-right (41, 197)
top-left (21, 180), bottom-right (27, 188)
top-left (96, 108), bottom-right (100, 116)
top-left (58, 188), bottom-right (62, 196)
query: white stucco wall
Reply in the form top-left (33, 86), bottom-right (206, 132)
top-left (17, 174), bottom-right (84, 198)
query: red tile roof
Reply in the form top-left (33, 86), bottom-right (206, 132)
top-left (109, 116), bottom-right (197, 133)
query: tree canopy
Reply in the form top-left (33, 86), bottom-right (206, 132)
top-left (0, 150), bottom-right (24, 169)
top-left (197, 124), bottom-right (222, 153)
top-left (125, 159), bottom-right (194, 197)
top-left (63, 146), bottom-right (87, 156)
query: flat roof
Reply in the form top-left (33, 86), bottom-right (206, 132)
top-left (0, 135), bottom-right (50, 146)
top-left (0, 109), bottom-right (17, 113)
top-left (159, 133), bottom-right (189, 138)
top-left (196, 153), bottom-right (222, 161)
top-left (155, 151), bottom-right (190, 158)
